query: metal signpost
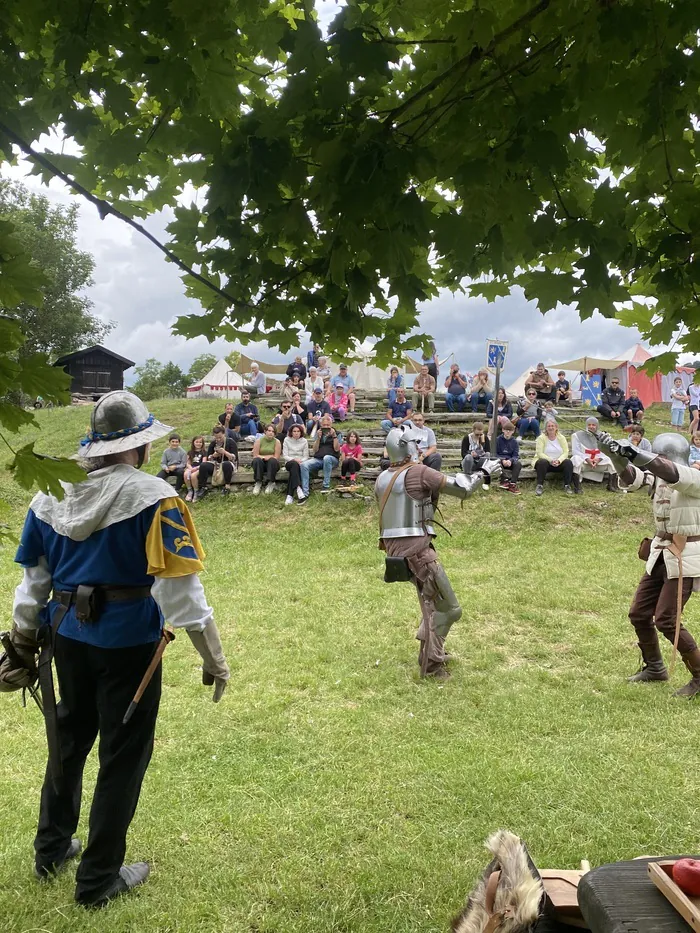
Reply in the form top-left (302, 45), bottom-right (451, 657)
top-left (486, 340), bottom-right (508, 458)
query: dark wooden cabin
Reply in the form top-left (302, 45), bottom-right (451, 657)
top-left (53, 345), bottom-right (135, 398)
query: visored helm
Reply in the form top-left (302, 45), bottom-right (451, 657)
top-left (79, 390), bottom-right (173, 458)
top-left (651, 432), bottom-right (690, 466)
top-left (385, 426), bottom-right (420, 465)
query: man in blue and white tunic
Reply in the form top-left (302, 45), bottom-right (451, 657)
top-left (0, 391), bottom-right (230, 908)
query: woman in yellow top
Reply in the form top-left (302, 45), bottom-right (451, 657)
top-left (532, 420), bottom-right (573, 496)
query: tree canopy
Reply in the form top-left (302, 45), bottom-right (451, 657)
top-left (0, 179), bottom-right (110, 357)
top-left (1, 0), bottom-right (699, 365)
top-left (187, 353), bottom-right (218, 383)
top-left (131, 358), bottom-right (188, 401)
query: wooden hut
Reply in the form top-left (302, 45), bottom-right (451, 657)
top-left (53, 345), bottom-right (135, 398)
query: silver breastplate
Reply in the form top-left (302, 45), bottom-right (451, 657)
top-left (375, 468), bottom-right (435, 538)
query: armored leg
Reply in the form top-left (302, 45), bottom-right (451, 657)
top-left (414, 560), bottom-right (462, 674)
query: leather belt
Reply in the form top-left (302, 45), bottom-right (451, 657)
top-left (52, 586), bottom-right (152, 605)
top-left (658, 534), bottom-right (700, 542)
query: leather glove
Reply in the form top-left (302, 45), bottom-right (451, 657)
top-left (480, 458), bottom-right (502, 484)
top-left (596, 431), bottom-right (643, 474)
top-left (0, 625), bottom-right (39, 693)
top-left (187, 622), bottom-right (230, 702)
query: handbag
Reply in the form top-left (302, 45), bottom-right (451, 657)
top-left (638, 537), bottom-right (652, 561)
top-left (211, 462), bottom-right (225, 487)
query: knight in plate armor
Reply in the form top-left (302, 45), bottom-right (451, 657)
top-left (375, 426), bottom-right (501, 679)
top-left (597, 430), bottom-right (700, 698)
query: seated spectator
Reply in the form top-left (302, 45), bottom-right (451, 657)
top-left (533, 420), bottom-right (573, 495)
top-left (515, 390), bottom-right (542, 438)
top-left (251, 423), bottom-right (281, 495)
top-left (290, 372), bottom-right (304, 394)
top-left (495, 421), bottom-right (521, 494)
top-left (486, 386), bottom-right (513, 428)
top-left (334, 363), bottom-right (356, 413)
top-left (183, 435), bottom-right (207, 502)
top-left (317, 355), bottom-right (331, 381)
top-left (689, 432), bottom-right (700, 471)
top-left (244, 362), bottom-right (266, 396)
top-left (470, 369), bottom-right (494, 413)
top-left (157, 433), bottom-right (187, 493)
top-left (286, 355), bottom-right (307, 384)
top-left (542, 400), bottom-right (558, 424)
top-left (689, 381), bottom-right (700, 435)
top-left (299, 413), bottom-right (340, 501)
top-left (234, 391), bottom-right (260, 438)
top-left (381, 387), bottom-right (413, 433)
top-left (554, 371), bottom-right (571, 404)
top-left (273, 401), bottom-right (304, 442)
top-left (387, 366), bottom-right (403, 405)
top-left (305, 366), bottom-right (324, 400)
top-left (410, 412), bottom-right (442, 470)
top-left (198, 425), bottom-right (237, 497)
top-left (622, 387), bottom-right (644, 428)
top-left (328, 382), bottom-right (349, 421)
top-left (307, 387), bottom-right (332, 434)
top-left (411, 364), bottom-right (436, 413)
top-left (570, 415), bottom-right (617, 492)
top-left (290, 390), bottom-right (308, 424)
top-left (281, 377), bottom-right (295, 401)
top-left (461, 421), bottom-right (490, 474)
top-left (283, 424), bottom-right (309, 505)
top-left (597, 376), bottom-right (628, 427)
top-left (218, 401), bottom-right (241, 439)
top-left (444, 363), bottom-right (469, 412)
top-left (526, 362), bottom-right (555, 402)
top-left (340, 430), bottom-right (364, 483)
top-left (629, 425), bottom-right (652, 451)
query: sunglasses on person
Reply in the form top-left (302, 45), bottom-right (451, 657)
top-left (282, 404), bottom-right (291, 409)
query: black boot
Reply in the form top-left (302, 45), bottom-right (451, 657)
top-left (674, 647), bottom-right (700, 698)
top-left (607, 472), bottom-right (620, 492)
top-left (79, 862), bottom-right (150, 909)
top-left (627, 639), bottom-right (669, 682)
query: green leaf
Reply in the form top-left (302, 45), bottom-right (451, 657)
top-left (0, 401), bottom-right (36, 433)
top-left (9, 443), bottom-right (86, 498)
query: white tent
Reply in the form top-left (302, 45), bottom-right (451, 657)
top-left (328, 341), bottom-right (402, 391)
top-left (187, 359), bottom-right (243, 399)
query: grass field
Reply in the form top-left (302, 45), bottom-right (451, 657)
top-left (1, 400), bottom-right (699, 933)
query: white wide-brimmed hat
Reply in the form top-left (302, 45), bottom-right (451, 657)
top-left (79, 390), bottom-right (173, 457)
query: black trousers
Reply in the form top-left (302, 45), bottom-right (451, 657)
top-left (341, 457), bottom-right (362, 477)
top-left (501, 460), bottom-right (522, 482)
top-left (285, 459), bottom-right (303, 494)
top-left (199, 460), bottom-right (234, 486)
top-left (535, 458), bottom-right (573, 485)
top-left (252, 457), bottom-right (279, 482)
top-left (156, 468), bottom-right (185, 491)
top-left (597, 403), bottom-right (628, 427)
top-left (34, 634), bottom-right (161, 904)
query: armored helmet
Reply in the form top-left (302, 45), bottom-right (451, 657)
top-left (651, 432), bottom-right (690, 466)
top-left (79, 390), bottom-right (173, 457)
top-left (385, 426), bottom-right (420, 465)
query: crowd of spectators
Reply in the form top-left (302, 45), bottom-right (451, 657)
top-left (174, 351), bottom-right (698, 502)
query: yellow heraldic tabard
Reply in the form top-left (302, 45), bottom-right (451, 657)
top-left (145, 498), bottom-right (206, 577)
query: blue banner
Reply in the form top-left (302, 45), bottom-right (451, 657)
top-left (580, 373), bottom-right (602, 407)
top-left (486, 340), bottom-right (508, 371)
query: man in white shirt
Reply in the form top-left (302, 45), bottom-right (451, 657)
top-left (410, 412), bottom-right (442, 470)
top-left (244, 363), bottom-right (266, 396)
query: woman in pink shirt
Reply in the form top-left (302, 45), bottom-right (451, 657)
top-left (328, 382), bottom-right (349, 421)
top-left (340, 430), bottom-right (363, 483)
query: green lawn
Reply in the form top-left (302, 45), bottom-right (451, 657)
top-left (1, 401), bottom-right (698, 933)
